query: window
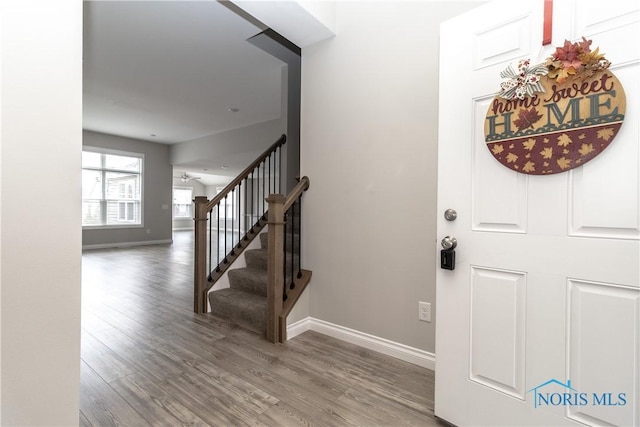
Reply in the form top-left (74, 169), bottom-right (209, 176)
top-left (173, 187), bottom-right (193, 218)
top-left (82, 148), bottom-right (143, 227)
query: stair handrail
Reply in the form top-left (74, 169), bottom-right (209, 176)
top-left (193, 134), bottom-right (286, 314)
top-left (283, 176), bottom-right (310, 211)
top-left (205, 134), bottom-right (286, 212)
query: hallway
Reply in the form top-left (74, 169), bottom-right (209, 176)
top-left (80, 231), bottom-right (439, 426)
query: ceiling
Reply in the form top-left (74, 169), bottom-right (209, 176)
top-left (83, 0), bottom-right (285, 148)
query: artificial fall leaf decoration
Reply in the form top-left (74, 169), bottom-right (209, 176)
top-left (522, 138), bottom-right (536, 151)
top-left (597, 127), bottom-right (615, 141)
top-left (578, 143), bottom-right (595, 156)
top-left (553, 39), bottom-right (583, 69)
top-left (546, 37), bottom-right (610, 83)
top-left (491, 144), bottom-right (504, 155)
top-left (522, 161), bottom-right (536, 173)
top-left (557, 157), bottom-right (572, 170)
top-left (557, 133), bottom-right (573, 147)
top-left (494, 38), bottom-right (611, 98)
top-left (547, 65), bottom-right (576, 84)
top-left (506, 152), bottom-right (519, 163)
top-left (514, 108), bottom-right (543, 130)
top-left (579, 47), bottom-right (605, 66)
top-left (540, 147), bottom-right (553, 159)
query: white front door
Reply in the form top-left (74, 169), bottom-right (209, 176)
top-left (435, 1), bottom-right (639, 426)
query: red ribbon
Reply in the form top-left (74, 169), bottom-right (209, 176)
top-left (543, 0), bottom-right (553, 45)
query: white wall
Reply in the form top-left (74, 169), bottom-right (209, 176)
top-left (0, 0), bottom-right (82, 424)
top-left (300, 1), bottom-right (482, 353)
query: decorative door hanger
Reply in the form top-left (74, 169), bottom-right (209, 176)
top-left (484, 38), bottom-right (626, 175)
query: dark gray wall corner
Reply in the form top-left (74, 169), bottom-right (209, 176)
top-left (248, 29), bottom-right (301, 193)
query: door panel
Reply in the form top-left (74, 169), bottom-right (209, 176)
top-left (472, 98), bottom-right (529, 233)
top-left (436, 0), bottom-right (639, 425)
top-left (568, 64), bottom-right (639, 239)
top-left (473, 14), bottom-right (536, 70)
top-left (470, 267), bottom-right (527, 400)
top-left (567, 280), bottom-right (639, 426)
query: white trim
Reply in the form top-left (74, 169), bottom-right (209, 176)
top-left (84, 145), bottom-right (143, 158)
top-left (82, 146), bottom-right (145, 228)
top-left (82, 239), bottom-right (172, 250)
top-left (287, 317), bottom-right (313, 340)
top-left (172, 227), bottom-right (193, 231)
top-left (287, 317), bottom-right (436, 370)
top-left (83, 223), bottom-right (144, 231)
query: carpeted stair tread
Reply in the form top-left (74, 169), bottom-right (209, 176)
top-left (208, 230), bottom-right (303, 336)
top-left (228, 267), bottom-right (268, 297)
top-left (208, 288), bottom-right (266, 334)
top-left (245, 249), bottom-right (268, 270)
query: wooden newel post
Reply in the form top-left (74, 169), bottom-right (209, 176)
top-left (193, 196), bottom-right (209, 314)
top-left (266, 193), bottom-right (286, 343)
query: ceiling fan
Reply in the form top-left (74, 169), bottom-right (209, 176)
top-left (176, 172), bottom-right (201, 183)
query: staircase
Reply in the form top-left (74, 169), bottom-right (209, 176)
top-left (208, 214), bottom-right (303, 333)
top-left (192, 134), bottom-right (311, 343)
top-left (208, 233), bottom-right (270, 333)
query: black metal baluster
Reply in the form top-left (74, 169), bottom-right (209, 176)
top-left (297, 194), bottom-right (302, 279)
top-left (207, 207), bottom-right (213, 281)
top-left (261, 160), bottom-right (266, 220)
top-left (223, 195), bottom-right (228, 264)
top-left (278, 145), bottom-right (282, 193)
top-left (236, 182), bottom-right (241, 248)
top-left (283, 211), bottom-right (288, 302)
top-left (216, 202), bottom-right (221, 272)
top-left (272, 150), bottom-right (275, 196)
top-left (230, 189), bottom-right (236, 255)
top-left (243, 177), bottom-right (248, 241)
top-left (250, 170), bottom-right (255, 233)
top-left (232, 187), bottom-right (237, 249)
top-left (290, 202), bottom-right (295, 290)
top-left (268, 153), bottom-right (271, 197)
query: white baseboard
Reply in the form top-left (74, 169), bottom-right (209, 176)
top-left (287, 317), bottom-right (436, 370)
top-left (287, 317), bottom-right (313, 339)
top-left (82, 239), bottom-right (173, 250)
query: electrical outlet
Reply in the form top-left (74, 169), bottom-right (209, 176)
top-left (419, 302), bottom-right (431, 322)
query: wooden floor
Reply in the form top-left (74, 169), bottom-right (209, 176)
top-left (81, 230), bottom-right (440, 426)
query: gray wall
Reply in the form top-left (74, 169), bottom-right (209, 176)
top-left (83, 130), bottom-right (173, 247)
top-left (299, 1), bottom-right (482, 353)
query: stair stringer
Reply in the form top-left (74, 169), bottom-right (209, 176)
top-left (205, 225), bottom-right (268, 312)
